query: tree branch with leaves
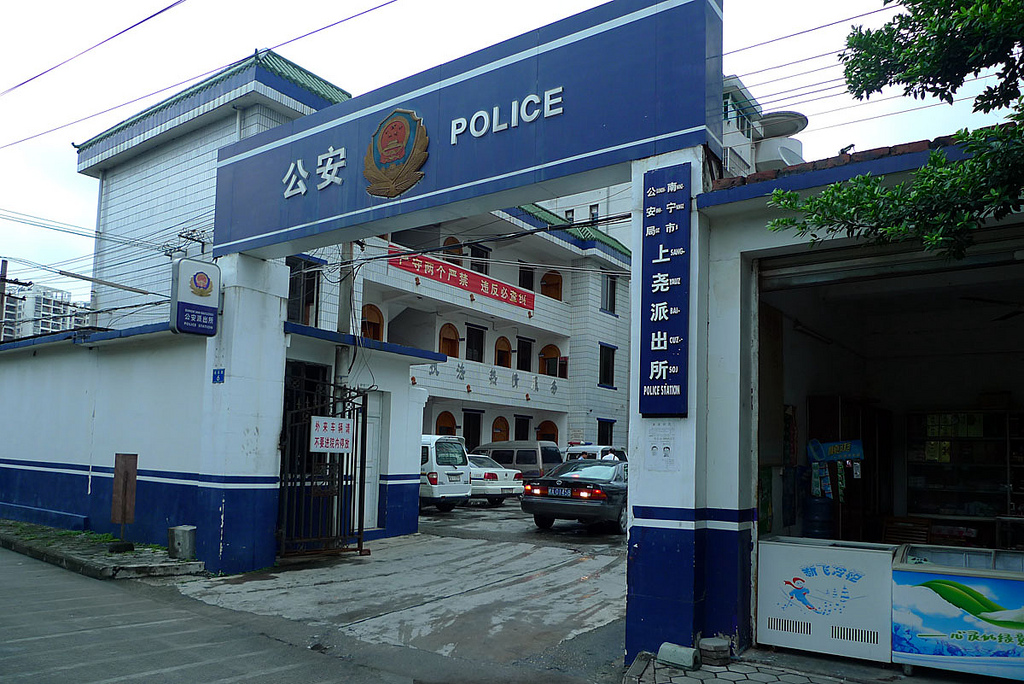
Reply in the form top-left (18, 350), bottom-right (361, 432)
top-left (767, 0), bottom-right (1024, 260)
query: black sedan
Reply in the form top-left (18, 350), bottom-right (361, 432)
top-left (520, 459), bottom-right (628, 534)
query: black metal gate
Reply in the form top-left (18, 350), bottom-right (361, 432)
top-left (278, 361), bottom-right (370, 557)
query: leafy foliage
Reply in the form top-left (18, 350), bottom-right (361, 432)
top-left (767, 0), bottom-right (1024, 259)
top-left (843, 0), bottom-right (1024, 113)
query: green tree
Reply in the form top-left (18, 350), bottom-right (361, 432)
top-left (767, 0), bottom-right (1024, 259)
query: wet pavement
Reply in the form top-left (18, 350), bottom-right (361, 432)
top-left (1, 508), bottom-right (1018, 684)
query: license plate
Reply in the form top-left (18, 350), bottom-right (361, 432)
top-left (447, 473), bottom-right (462, 482)
top-left (501, 487), bottom-right (513, 494)
top-left (549, 487), bottom-right (572, 497)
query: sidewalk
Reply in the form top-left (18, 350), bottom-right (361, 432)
top-left (0, 519), bottom-right (1004, 684)
top-left (0, 519), bottom-right (204, 579)
top-left (626, 645), bottom-right (1003, 684)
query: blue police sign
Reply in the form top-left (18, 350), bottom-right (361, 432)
top-left (639, 164), bottom-right (690, 416)
top-left (170, 258), bottom-right (220, 336)
top-left (213, 0), bottom-right (723, 258)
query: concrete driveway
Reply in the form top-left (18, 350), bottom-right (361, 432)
top-left (168, 502), bottom-right (628, 682)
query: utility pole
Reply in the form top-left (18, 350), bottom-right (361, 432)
top-left (0, 259), bottom-right (32, 341)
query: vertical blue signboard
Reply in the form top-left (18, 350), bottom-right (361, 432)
top-left (639, 164), bottom-right (690, 416)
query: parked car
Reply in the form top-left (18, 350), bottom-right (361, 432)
top-left (420, 435), bottom-right (472, 512)
top-left (471, 440), bottom-right (563, 479)
top-left (520, 459), bottom-right (629, 534)
top-left (468, 454), bottom-right (524, 506)
top-left (564, 445), bottom-right (628, 461)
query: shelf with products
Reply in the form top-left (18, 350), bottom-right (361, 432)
top-left (905, 410), bottom-right (1024, 532)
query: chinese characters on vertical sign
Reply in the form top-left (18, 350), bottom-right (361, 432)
top-left (639, 164), bottom-right (690, 416)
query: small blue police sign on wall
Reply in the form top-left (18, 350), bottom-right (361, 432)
top-left (170, 257), bottom-right (220, 336)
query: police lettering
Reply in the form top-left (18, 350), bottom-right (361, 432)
top-left (450, 87), bottom-right (564, 145)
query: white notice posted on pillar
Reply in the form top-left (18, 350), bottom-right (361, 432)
top-left (645, 421), bottom-right (679, 472)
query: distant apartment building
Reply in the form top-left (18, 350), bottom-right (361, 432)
top-left (0, 284), bottom-right (88, 341)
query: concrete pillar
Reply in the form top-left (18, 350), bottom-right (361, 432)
top-left (196, 253), bottom-right (289, 574)
top-left (625, 148), bottom-right (754, 660)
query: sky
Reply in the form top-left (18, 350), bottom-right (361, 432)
top-left (0, 0), bottom-right (1008, 301)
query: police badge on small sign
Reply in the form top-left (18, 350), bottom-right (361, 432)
top-left (171, 257), bottom-right (220, 336)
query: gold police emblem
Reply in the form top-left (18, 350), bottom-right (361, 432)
top-left (363, 109), bottom-right (429, 198)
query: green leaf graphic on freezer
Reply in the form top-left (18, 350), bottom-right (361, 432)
top-left (919, 580), bottom-right (1024, 630)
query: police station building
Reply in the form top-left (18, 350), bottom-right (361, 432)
top-left (7, 0), bottom-right (1021, 669)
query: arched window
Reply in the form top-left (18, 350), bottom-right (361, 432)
top-left (494, 337), bottom-right (512, 368)
top-left (538, 344), bottom-right (562, 377)
top-left (540, 270), bottom-right (562, 301)
top-left (439, 323), bottom-right (460, 358)
top-left (537, 420), bottom-right (558, 444)
top-left (443, 237), bottom-right (463, 266)
top-left (436, 411), bottom-right (457, 436)
top-left (361, 304), bottom-right (384, 341)
top-left (491, 417), bottom-right (510, 442)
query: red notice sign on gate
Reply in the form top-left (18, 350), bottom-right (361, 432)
top-left (310, 416), bottom-right (353, 453)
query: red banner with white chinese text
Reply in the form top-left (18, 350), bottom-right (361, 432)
top-left (388, 247), bottom-right (535, 310)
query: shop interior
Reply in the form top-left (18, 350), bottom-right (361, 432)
top-left (756, 228), bottom-right (1024, 551)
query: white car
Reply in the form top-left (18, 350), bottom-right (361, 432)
top-left (468, 454), bottom-right (524, 506)
top-left (421, 435), bottom-right (472, 512)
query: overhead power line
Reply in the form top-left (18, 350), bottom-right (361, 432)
top-left (4, 3), bottom-right (905, 153)
top-left (0, 208), bottom-right (171, 252)
top-left (1, 0), bottom-right (189, 98)
top-left (721, 6), bottom-right (897, 57)
top-left (0, 0), bottom-right (401, 151)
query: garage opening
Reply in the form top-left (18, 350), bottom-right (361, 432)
top-left (754, 226), bottom-right (1024, 551)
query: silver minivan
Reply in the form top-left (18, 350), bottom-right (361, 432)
top-left (471, 440), bottom-right (563, 479)
top-left (420, 435), bottom-right (472, 512)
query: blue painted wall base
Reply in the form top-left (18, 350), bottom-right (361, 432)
top-left (626, 524), bottom-right (752, 662)
top-left (1, 462), bottom-right (422, 574)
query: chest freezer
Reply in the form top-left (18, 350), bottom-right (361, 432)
top-left (892, 544), bottom-right (1024, 681)
top-left (757, 536), bottom-right (898, 662)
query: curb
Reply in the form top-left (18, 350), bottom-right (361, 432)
top-left (0, 524), bottom-right (205, 580)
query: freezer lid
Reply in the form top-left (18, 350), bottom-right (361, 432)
top-left (894, 543), bottom-right (1024, 578)
top-left (759, 535), bottom-right (899, 554)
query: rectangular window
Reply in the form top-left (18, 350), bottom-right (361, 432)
top-left (491, 449), bottom-right (514, 466)
top-left (564, 208), bottom-right (574, 223)
top-left (514, 416), bottom-right (531, 441)
top-left (598, 419), bottom-right (614, 445)
top-left (517, 338), bottom-right (533, 372)
top-left (469, 245), bottom-right (489, 275)
top-left (519, 264), bottom-right (534, 291)
top-left (286, 256), bottom-right (320, 325)
top-left (465, 325), bottom-right (485, 362)
top-left (589, 204), bottom-right (599, 223)
top-left (599, 344), bottom-right (616, 387)
top-left (601, 273), bottom-right (617, 314)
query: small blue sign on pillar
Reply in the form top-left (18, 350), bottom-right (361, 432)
top-left (639, 163), bottom-right (690, 417)
top-left (212, 368), bottom-right (225, 384)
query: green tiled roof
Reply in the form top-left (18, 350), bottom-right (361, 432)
top-left (517, 203), bottom-right (630, 257)
top-left (77, 50), bottom-right (351, 153)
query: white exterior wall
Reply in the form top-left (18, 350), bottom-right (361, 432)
top-left (568, 258), bottom-right (630, 445)
top-left (90, 105), bottom-right (301, 331)
top-left (91, 117), bottom-right (236, 329)
top-left (0, 333), bottom-right (207, 479)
